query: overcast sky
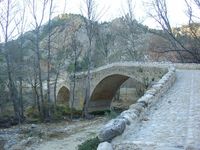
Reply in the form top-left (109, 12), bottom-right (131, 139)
top-left (0, 0), bottom-right (199, 41)
top-left (55, 0), bottom-right (190, 28)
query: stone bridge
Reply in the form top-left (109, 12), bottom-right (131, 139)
top-left (56, 63), bottom-right (200, 110)
top-left (56, 62), bottom-right (169, 112)
top-left (53, 63), bottom-right (200, 149)
top-left (96, 63), bottom-right (200, 149)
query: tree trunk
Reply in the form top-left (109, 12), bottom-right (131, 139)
top-left (6, 55), bottom-right (20, 120)
top-left (46, 0), bottom-right (53, 119)
top-left (83, 39), bottom-right (92, 118)
top-left (70, 49), bottom-right (77, 120)
top-left (54, 67), bottom-right (60, 107)
top-left (1, 0), bottom-right (21, 122)
top-left (19, 35), bottom-right (24, 119)
top-left (36, 29), bottom-right (45, 119)
top-left (19, 78), bottom-right (24, 118)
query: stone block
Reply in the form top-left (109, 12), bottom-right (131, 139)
top-left (97, 142), bottom-right (113, 150)
top-left (146, 88), bottom-right (157, 96)
top-left (119, 110), bottom-right (138, 124)
top-left (98, 118), bottom-right (126, 142)
top-left (143, 94), bottom-right (154, 104)
top-left (129, 103), bottom-right (145, 114)
top-left (137, 97), bottom-right (148, 107)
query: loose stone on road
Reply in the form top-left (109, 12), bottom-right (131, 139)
top-left (113, 70), bottom-right (200, 150)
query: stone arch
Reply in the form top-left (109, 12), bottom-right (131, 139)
top-left (57, 86), bottom-right (70, 106)
top-left (88, 74), bottom-right (132, 111)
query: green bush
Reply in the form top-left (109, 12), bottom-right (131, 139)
top-left (51, 104), bottom-right (70, 120)
top-left (26, 104), bottom-right (82, 122)
top-left (51, 104), bottom-right (82, 120)
top-left (104, 110), bottom-right (119, 119)
top-left (78, 137), bottom-right (100, 150)
top-left (26, 106), bottom-right (40, 119)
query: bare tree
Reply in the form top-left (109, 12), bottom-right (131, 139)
top-left (52, 1), bottom-right (69, 107)
top-left (51, 19), bottom-right (70, 106)
top-left (148, 0), bottom-right (184, 62)
top-left (68, 24), bottom-right (83, 120)
top-left (0, 0), bottom-right (22, 121)
top-left (147, 0), bottom-right (200, 62)
top-left (81, 0), bottom-right (97, 118)
top-left (184, 0), bottom-right (200, 62)
top-left (14, 0), bottom-right (28, 120)
top-left (27, 0), bottom-right (49, 119)
top-left (46, 0), bottom-right (54, 118)
top-left (95, 24), bottom-right (113, 64)
top-left (52, 44), bottom-right (66, 107)
top-left (121, 0), bottom-right (147, 61)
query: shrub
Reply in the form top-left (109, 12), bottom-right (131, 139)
top-left (51, 104), bottom-right (82, 120)
top-left (26, 106), bottom-right (40, 119)
top-left (104, 110), bottom-right (119, 119)
top-left (78, 137), bottom-right (100, 150)
top-left (51, 104), bottom-right (70, 120)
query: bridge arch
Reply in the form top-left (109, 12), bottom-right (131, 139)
top-left (57, 86), bottom-right (70, 106)
top-left (88, 73), bottom-right (141, 111)
top-left (72, 63), bottom-right (167, 111)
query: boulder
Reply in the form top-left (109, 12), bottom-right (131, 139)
top-left (119, 110), bottom-right (138, 125)
top-left (98, 119), bottom-right (126, 142)
top-left (137, 96), bottom-right (149, 106)
top-left (129, 103), bottom-right (145, 113)
top-left (31, 124), bottom-right (37, 128)
top-left (97, 142), bottom-right (113, 150)
top-left (145, 88), bottom-right (157, 96)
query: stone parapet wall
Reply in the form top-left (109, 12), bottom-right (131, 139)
top-left (97, 66), bottom-right (176, 150)
top-left (74, 62), bottom-right (200, 79)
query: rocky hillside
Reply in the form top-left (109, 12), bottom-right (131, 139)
top-left (39, 14), bottom-right (152, 71)
top-left (2, 14), bottom-right (200, 77)
top-left (3, 13), bottom-right (198, 76)
top-left (5, 14), bottom-right (154, 73)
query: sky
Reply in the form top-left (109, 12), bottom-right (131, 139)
top-left (55, 0), bottom-right (191, 28)
top-left (0, 0), bottom-right (199, 42)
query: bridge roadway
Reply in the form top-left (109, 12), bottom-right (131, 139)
top-left (112, 70), bottom-right (200, 149)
